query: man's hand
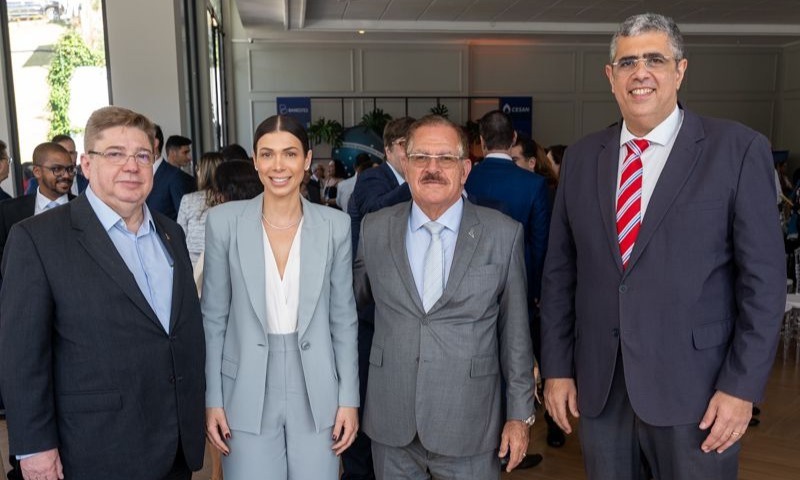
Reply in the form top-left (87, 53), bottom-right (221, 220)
top-left (699, 391), bottom-right (752, 454)
top-left (497, 420), bottom-right (530, 472)
top-left (20, 448), bottom-right (63, 480)
top-left (206, 407), bottom-right (231, 455)
top-left (544, 378), bottom-right (579, 434)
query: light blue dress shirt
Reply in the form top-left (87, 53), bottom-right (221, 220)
top-left (86, 187), bottom-right (174, 332)
top-left (405, 199), bottom-right (464, 302)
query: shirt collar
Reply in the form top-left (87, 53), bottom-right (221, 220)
top-left (386, 161), bottom-right (405, 185)
top-left (485, 153), bottom-right (513, 161)
top-left (152, 157), bottom-right (164, 175)
top-left (85, 186), bottom-right (155, 236)
top-left (35, 188), bottom-right (69, 211)
top-left (409, 197), bottom-right (464, 234)
top-left (620, 105), bottom-right (682, 147)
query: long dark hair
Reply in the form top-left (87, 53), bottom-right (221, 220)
top-left (211, 160), bottom-right (262, 205)
top-left (252, 115), bottom-right (310, 155)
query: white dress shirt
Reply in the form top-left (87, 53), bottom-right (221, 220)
top-left (34, 189), bottom-right (69, 215)
top-left (617, 106), bottom-right (684, 218)
top-left (262, 220), bottom-right (303, 334)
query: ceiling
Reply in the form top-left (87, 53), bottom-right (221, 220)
top-left (233, 0), bottom-right (800, 46)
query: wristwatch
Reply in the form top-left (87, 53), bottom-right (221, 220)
top-left (522, 414), bottom-right (535, 426)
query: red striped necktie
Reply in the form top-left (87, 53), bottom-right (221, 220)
top-left (616, 138), bottom-right (650, 269)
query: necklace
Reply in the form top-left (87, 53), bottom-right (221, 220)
top-left (261, 213), bottom-right (302, 230)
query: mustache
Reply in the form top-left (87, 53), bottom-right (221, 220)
top-left (420, 172), bottom-right (447, 184)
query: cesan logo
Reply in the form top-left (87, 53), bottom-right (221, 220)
top-left (502, 103), bottom-right (530, 114)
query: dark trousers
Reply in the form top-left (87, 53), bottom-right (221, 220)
top-left (579, 351), bottom-right (739, 480)
top-left (341, 319), bottom-right (376, 480)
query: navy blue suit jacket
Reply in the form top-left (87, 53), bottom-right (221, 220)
top-left (146, 161), bottom-right (196, 221)
top-left (348, 161), bottom-right (411, 253)
top-left (465, 155), bottom-right (551, 302)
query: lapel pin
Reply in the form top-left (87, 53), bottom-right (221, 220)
top-left (468, 228), bottom-right (475, 239)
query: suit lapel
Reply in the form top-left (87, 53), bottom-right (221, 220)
top-left (429, 200), bottom-right (481, 313)
top-left (71, 196), bottom-right (162, 327)
top-left (596, 126), bottom-right (625, 274)
top-left (297, 198), bottom-right (328, 335)
top-left (626, 111), bottom-right (704, 272)
top-left (389, 205), bottom-right (424, 314)
top-left (152, 215), bottom-right (184, 332)
top-left (236, 196), bottom-right (268, 332)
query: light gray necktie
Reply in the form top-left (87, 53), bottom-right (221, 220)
top-left (422, 221), bottom-right (445, 312)
top-left (45, 201), bottom-right (58, 210)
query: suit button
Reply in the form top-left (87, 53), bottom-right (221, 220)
top-left (301, 341), bottom-right (311, 350)
top-left (619, 285), bottom-right (627, 293)
top-left (170, 335), bottom-right (177, 341)
top-left (169, 375), bottom-right (176, 384)
top-left (612, 328), bottom-right (620, 337)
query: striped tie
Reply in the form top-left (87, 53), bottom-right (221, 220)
top-left (616, 139), bottom-right (650, 269)
top-left (422, 221), bottom-right (445, 312)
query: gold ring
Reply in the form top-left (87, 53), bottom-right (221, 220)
top-left (731, 431), bottom-right (741, 437)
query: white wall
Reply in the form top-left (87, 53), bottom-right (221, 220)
top-left (104, 0), bottom-right (188, 143)
top-left (230, 37), bottom-right (786, 153)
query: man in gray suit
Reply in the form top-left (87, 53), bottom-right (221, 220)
top-left (354, 115), bottom-right (535, 479)
top-left (541, 13), bottom-right (785, 480)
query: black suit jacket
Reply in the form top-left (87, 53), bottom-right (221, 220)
top-left (348, 161), bottom-right (411, 253)
top-left (0, 195), bottom-right (206, 478)
top-left (146, 161), bottom-right (196, 220)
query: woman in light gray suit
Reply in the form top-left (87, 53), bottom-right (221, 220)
top-left (203, 115), bottom-right (359, 479)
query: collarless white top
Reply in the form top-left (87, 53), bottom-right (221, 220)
top-left (262, 218), bottom-right (303, 334)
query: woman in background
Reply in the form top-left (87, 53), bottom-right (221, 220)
top-left (203, 115), bottom-right (359, 480)
top-left (177, 151), bottom-right (224, 266)
top-left (321, 159), bottom-right (346, 208)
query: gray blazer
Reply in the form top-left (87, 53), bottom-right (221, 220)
top-left (203, 195), bottom-right (359, 434)
top-left (540, 108), bottom-right (786, 426)
top-left (354, 200), bottom-right (535, 457)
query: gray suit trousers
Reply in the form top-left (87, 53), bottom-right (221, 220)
top-left (372, 436), bottom-right (499, 480)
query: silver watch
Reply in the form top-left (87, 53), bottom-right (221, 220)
top-left (522, 414), bottom-right (535, 426)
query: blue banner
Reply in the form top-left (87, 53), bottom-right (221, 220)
top-left (276, 97), bottom-right (312, 128)
top-left (499, 97), bottom-right (533, 137)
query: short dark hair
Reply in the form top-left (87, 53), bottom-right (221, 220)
top-left (154, 125), bottom-right (164, 154)
top-left (220, 143), bottom-right (250, 162)
top-left (354, 153), bottom-right (373, 173)
top-left (479, 110), bottom-right (515, 151)
top-left (212, 160), bottom-right (263, 204)
top-left (547, 145), bottom-right (567, 166)
top-left (383, 117), bottom-right (415, 148)
top-left (253, 115), bottom-right (309, 155)
top-left (50, 134), bottom-right (73, 144)
top-left (165, 135), bottom-right (192, 153)
top-left (513, 132), bottom-right (537, 159)
top-left (32, 142), bottom-right (69, 165)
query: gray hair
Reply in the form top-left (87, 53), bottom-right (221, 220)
top-left (610, 13), bottom-right (684, 62)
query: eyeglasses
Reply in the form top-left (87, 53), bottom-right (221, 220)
top-left (392, 138), bottom-right (407, 148)
top-left (87, 149), bottom-right (154, 166)
top-left (407, 153), bottom-right (462, 169)
top-left (610, 54), bottom-right (675, 74)
top-left (41, 165), bottom-right (77, 177)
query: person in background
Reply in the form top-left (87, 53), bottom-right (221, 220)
top-left (177, 151), bottom-right (225, 266)
top-left (220, 144), bottom-right (251, 163)
top-left (0, 140), bottom-right (12, 200)
top-left (203, 115), bottom-right (359, 479)
top-left (323, 159), bottom-right (346, 208)
top-left (25, 134), bottom-right (89, 196)
top-left (545, 144), bottom-right (566, 179)
top-left (336, 154), bottom-right (373, 212)
top-left (147, 134), bottom-right (196, 220)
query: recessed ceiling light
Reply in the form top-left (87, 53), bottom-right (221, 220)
top-left (358, 30), bottom-right (366, 35)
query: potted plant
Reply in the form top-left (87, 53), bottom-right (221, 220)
top-left (359, 108), bottom-right (392, 137)
top-left (429, 104), bottom-right (449, 118)
top-left (307, 117), bottom-right (344, 148)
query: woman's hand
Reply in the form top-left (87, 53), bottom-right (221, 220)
top-left (206, 407), bottom-right (232, 455)
top-left (331, 406), bottom-right (359, 456)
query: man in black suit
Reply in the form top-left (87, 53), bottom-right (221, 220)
top-left (146, 134), bottom-right (195, 220)
top-left (0, 106), bottom-right (205, 480)
top-left (307, 162), bottom-right (325, 204)
top-left (0, 142), bottom-right (76, 272)
top-left (341, 116), bottom-right (414, 480)
top-left (25, 135), bottom-right (89, 196)
top-left (0, 140), bottom-right (12, 200)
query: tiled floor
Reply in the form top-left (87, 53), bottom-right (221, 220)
top-left (3, 342), bottom-right (799, 479)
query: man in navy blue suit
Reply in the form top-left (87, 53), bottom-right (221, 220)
top-left (342, 116), bottom-right (415, 480)
top-left (146, 134), bottom-right (195, 220)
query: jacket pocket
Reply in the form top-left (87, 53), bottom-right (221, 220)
top-left (692, 320), bottom-right (733, 350)
top-left (59, 390), bottom-right (122, 413)
top-left (369, 345), bottom-right (383, 367)
top-left (221, 356), bottom-right (239, 379)
top-left (470, 355), bottom-right (500, 378)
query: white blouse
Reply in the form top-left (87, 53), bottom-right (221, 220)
top-left (262, 219), bottom-right (303, 334)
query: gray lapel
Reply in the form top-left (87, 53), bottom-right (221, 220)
top-left (626, 110), bottom-right (704, 273)
top-left (429, 200), bottom-right (481, 314)
top-left (71, 196), bottom-right (162, 329)
top-left (297, 198), bottom-right (329, 335)
top-left (596, 126), bottom-right (625, 275)
top-left (236, 195), bottom-right (268, 331)
top-left (388, 204), bottom-right (424, 314)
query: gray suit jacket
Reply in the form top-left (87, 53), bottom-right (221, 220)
top-left (354, 200), bottom-right (535, 457)
top-left (203, 195), bottom-right (359, 434)
top-left (541, 108), bottom-right (786, 426)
